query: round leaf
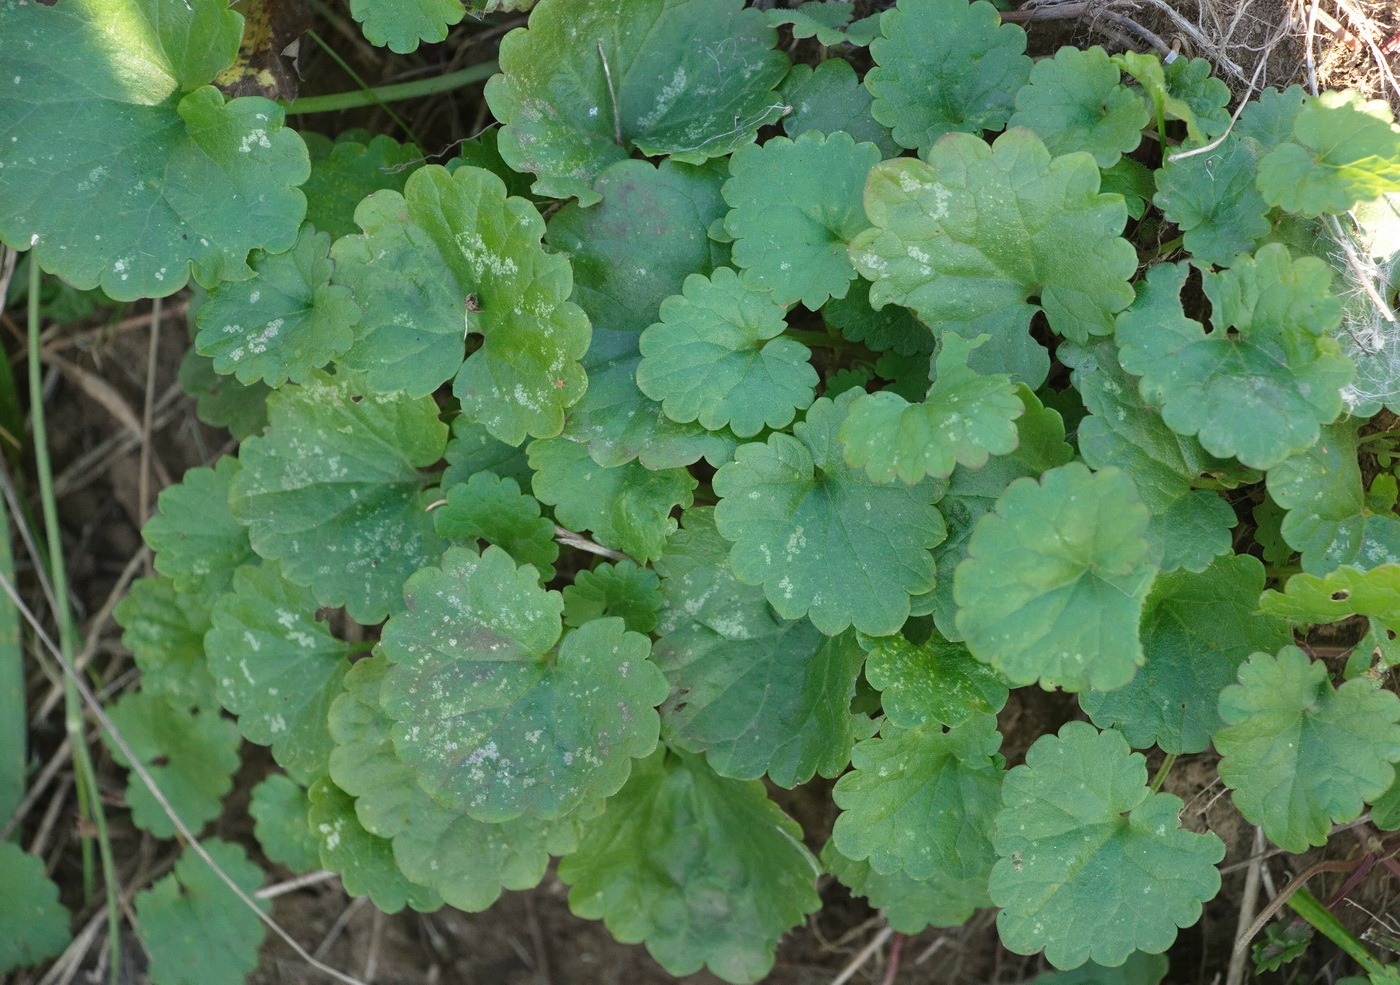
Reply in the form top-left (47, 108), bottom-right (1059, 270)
top-left (1008, 45), bottom-right (1149, 167)
top-left (860, 630), bottom-right (1009, 729)
top-left (432, 471), bottom-right (558, 582)
top-left (143, 457), bottom-right (254, 598)
top-left (563, 561), bottom-right (663, 634)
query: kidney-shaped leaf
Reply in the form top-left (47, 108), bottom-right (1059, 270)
top-left (1258, 90), bottom-right (1400, 216)
top-left (860, 630), bottom-right (1009, 729)
top-left (1008, 45), bottom-right (1148, 168)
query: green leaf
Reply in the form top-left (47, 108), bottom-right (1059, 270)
top-left (1115, 251), bottom-right (1351, 470)
top-left (1265, 421), bottom-right (1400, 574)
top-left (767, 1), bottom-right (856, 45)
top-left (249, 774), bottom-right (321, 873)
top-left (1008, 45), bottom-right (1149, 168)
top-left (713, 389), bottom-right (946, 636)
top-left (307, 777), bottom-right (442, 912)
top-left (1113, 51), bottom-right (1230, 145)
top-left (1079, 554), bottom-right (1292, 753)
top-left (0, 0), bottom-right (308, 300)
top-left (559, 750), bottom-right (821, 985)
top-left (529, 437), bottom-right (696, 562)
top-left (849, 129), bottom-right (1136, 388)
top-left (1154, 136), bottom-right (1272, 266)
top-left (636, 268), bottom-right (817, 437)
top-left (991, 721), bottom-right (1225, 969)
top-left (0, 842), bottom-right (70, 972)
top-left (839, 333), bottom-right (1023, 484)
top-left (723, 131), bottom-right (881, 308)
top-left (822, 839), bottom-right (989, 933)
top-left (832, 714), bottom-right (1002, 879)
top-left (1216, 646), bottom-right (1400, 852)
top-left (442, 416), bottom-right (533, 493)
top-left (955, 462), bottom-right (1156, 691)
top-left (134, 840), bottom-right (268, 985)
top-left (330, 166), bottom-right (590, 437)
top-left (143, 457), bottom-right (254, 598)
top-left (302, 131), bottom-right (420, 239)
top-left (865, 0), bottom-right (1030, 154)
top-left (380, 546), bottom-right (667, 821)
top-left (1373, 772), bottom-right (1400, 829)
top-left (656, 619), bottom-right (873, 787)
top-left (654, 507), bottom-right (775, 640)
top-left (1235, 85), bottom-right (1306, 151)
top-left (105, 692), bottom-right (241, 839)
top-left (1260, 564), bottom-right (1400, 630)
top-left (1258, 90), bottom-right (1400, 216)
top-left (1099, 156), bottom-right (1156, 220)
top-left (1029, 952), bottom-right (1170, 985)
top-left (205, 563), bottom-right (351, 785)
top-left (563, 561), bottom-right (663, 634)
top-left (432, 472), bottom-right (558, 582)
top-left (178, 345), bottom-right (270, 441)
top-left (779, 60), bottom-right (900, 159)
top-left (348, 0), bottom-right (464, 53)
top-left (484, 0), bottom-right (789, 204)
top-left (822, 278), bottom-right (933, 356)
top-left (114, 577), bottom-right (219, 712)
top-left (229, 370), bottom-right (447, 624)
top-left (859, 629), bottom-right (1009, 728)
top-left (195, 224), bottom-right (359, 387)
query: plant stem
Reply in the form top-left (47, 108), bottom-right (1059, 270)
top-left (282, 60), bottom-right (500, 117)
top-left (1288, 887), bottom-right (1389, 976)
top-left (1149, 752), bottom-right (1177, 793)
top-left (295, 30), bottom-right (421, 143)
top-left (0, 491), bottom-right (19, 833)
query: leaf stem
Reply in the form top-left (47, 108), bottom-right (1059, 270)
top-left (283, 49), bottom-right (498, 120)
top-left (1148, 752), bottom-right (1177, 793)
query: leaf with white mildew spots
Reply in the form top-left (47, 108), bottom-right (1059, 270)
top-left (380, 546), bottom-right (668, 821)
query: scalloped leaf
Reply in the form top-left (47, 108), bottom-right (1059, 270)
top-left (115, 577), bottom-right (219, 712)
top-left (991, 721), bottom-right (1225, 969)
top-left (143, 457), bottom-right (254, 598)
top-left (0, 0), bottom-right (308, 300)
top-left (205, 563), bottom-right (351, 785)
top-left (559, 750), bottom-right (821, 985)
top-left (822, 279), bottom-right (933, 356)
top-left (195, 224), bottom-right (358, 386)
top-left (442, 416), bottom-right (533, 492)
top-left (302, 131), bottom-right (420, 238)
top-left (228, 369), bottom-right (447, 624)
top-left (1115, 251), bottom-right (1351, 471)
top-left (865, 0), bottom-right (1030, 154)
top-left (484, 0), bottom-right (789, 204)
top-left (563, 561), bottom-right (663, 634)
top-left (178, 345), bottom-right (270, 441)
top-left (1080, 554), bottom-right (1292, 753)
top-left (1154, 135), bottom-right (1272, 266)
top-left (1258, 90), bottom-right (1400, 216)
top-left (767, 1), bottom-right (856, 45)
top-left (859, 629), bottom-right (1009, 728)
top-left (779, 60), bottom-right (899, 158)
top-left (249, 774), bottom-right (321, 873)
top-left (1260, 563), bottom-right (1400, 629)
top-left (723, 131), bottom-right (881, 308)
top-left (822, 839), bottom-right (989, 933)
top-left (1216, 646), bottom-right (1400, 852)
top-left (654, 507), bottom-right (775, 640)
top-left (839, 333), bottom-right (1023, 484)
top-left (432, 471), bottom-right (558, 582)
top-left (380, 546), bottom-right (667, 821)
top-left (849, 129), bottom-right (1136, 388)
top-left (0, 843), bottom-right (71, 971)
top-left (713, 389), bottom-right (945, 636)
top-left (955, 463), bottom-right (1156, 691)
top-left (1008, 45), bottom-right (1149, 167)
top-left (636, 268), bottom-right (816, 437)
top-left (528, 437), bottom-right (696, 562)
top-left (348, 0), bottom-right (464, 53)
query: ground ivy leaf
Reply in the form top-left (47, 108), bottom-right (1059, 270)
top-left (115, 577), bottom-right (220, 712)
top-left (178, 345), bottom-right (271, 440)
top-left (229, 370), bottom-right (448, 624)
top-left (1216, 646), bottom-right (1400, 852)
top-left (432, 472), bottom-right (558, 582)
top-left (839, 333), bottom-right (1023, 484)
top-left (1235, 85), bottom-right (1307, 151)
top-left (302, 131), bottom-right (420, 238)
top-left (529, 437), bottom-right (696, 562)
top-left (307, 778), bottom-right (442, 912)
top-left (1008, 45), bottom-right (1149, 167)
top-left (780, 60), bottom-right (900, 158)
top-left (249, 774), bottom-right (321, 873)
top-left (713, 390), bottom-right (945, 636)
top-left (859, 630), bottom-right (1009, 728)
top-left (767, 1), bottom-right (855, 45)
top-left (992, 721), bottom-right (1224, 969)
top-left (0, 843), bottom-right (71, 971)
top-left (636, 268), bottom-right (817, 437)
top-left (563, 561), bottom-right (663, 634)
top-left (1115, 251), bottom-right (1351, 471)
top-left (723, 131), bottom-right (881, 309)
top-left (656, 619), bottom-right (873, 788)
top-left (1030, 952), bottom-right (1170, 985)
top-left (448, 128), bottom-right (536, 201)
top-left (331, 165), bottom-right (589, 437)
top-left (196, 224), bottom-right (359, 387)
top-left (1257, 90), bottom-right (1400, 216)
top-left (832, 714), bottom-right (1003, 879)
top-left (1154, 136), bottom-right (1272, 266)
top-left (822, 839), bottom-right (989, 933)
top-left (1113, 52), bottom-right (1230, 145)
top-left (955, 463), bottom-right (1155, 691)
top-left (380, 546), bottom-right (667, 821)
top-left (1260, 563), bottom-right (1400, 630)
top-left (143, 457), bottom-right (254, 598)
top-left (1375, 773), bottom-right (1400, 829)
top-left (849, 129), bottom-right (1136, 388)
top-left (654, 507), bottom-right (775, 640)
top-left (0, 0), bottom-right (309, 300)
top-left (105, 692), bottom-right (241, 839)
top-left (823, 279), bottom-right (934, 356)
top-left (1079, 554), bottom-right (1291, 753)
top-left (1100, 156), bottom-right (1156, 219)
top-left (559, 750), bottom-right (821, 985)
top-left (133, 840), bottom-right (268, 985)
top-left (1266, 420), bottom-right (1400, 574)
top-left (348, 0), bottom-right (464, 53)
top-left (865, 0), bottom-right (1030, 154)
top-left (442, 416), bottom-right (533, 492)
top-left (205, 563), bottom-right (352, 785)
top-left (484, 0), bottom-right (789, 204)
